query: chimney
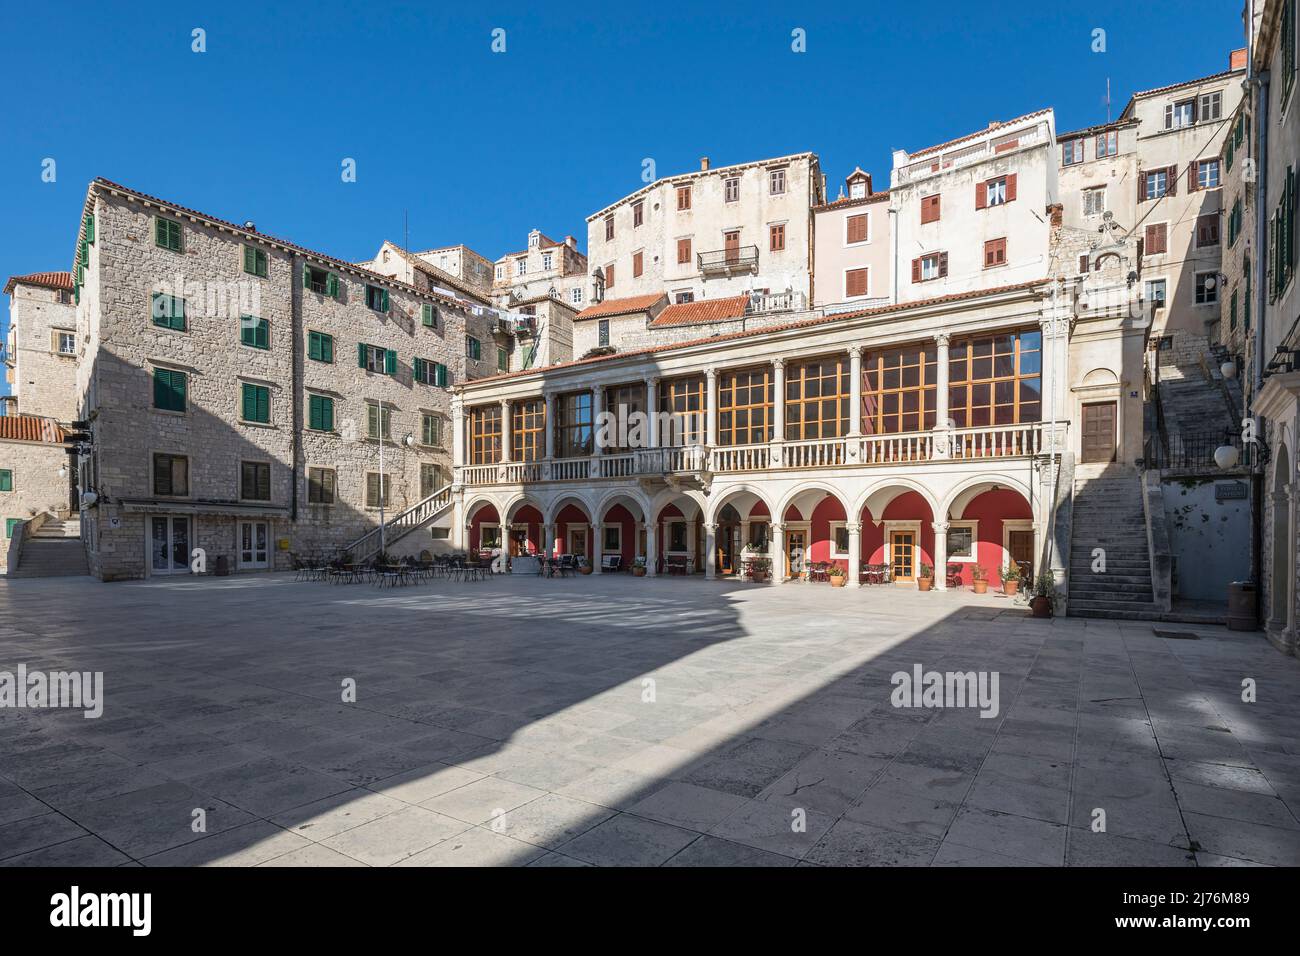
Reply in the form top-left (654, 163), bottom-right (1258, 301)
top-left (1230, 48), bottom-right (1247, 71)
top-left (565, 236), bottom-right (577, 248)
top-left (700, 157), bottom-right (710, 171)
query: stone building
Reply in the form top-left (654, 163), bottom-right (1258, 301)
top-left (0, 415), bottom-right (75, 575)
top-left (71, 178), bottom-right (493, 580)
top-left (492, 229), bottom-right (588, 311)
top-left (812, 169), bottom-right (892, 310)
top-left (4, 271), bottom-right (79, 421)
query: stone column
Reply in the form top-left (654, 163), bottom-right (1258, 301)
top-left (704, 521), bottom-right (717, 580)
top-left (645, 520), bottom-right (657, 577)
top-left (847, 521), bottom-right (862, 589)
top-left (848, 345), bottom-right (863, 437)
top-left (932, 333), bottom-right (951, 459)
top-left (590, 517), bottom-right (601, 574)
top-left (932, 521), bottom-right (949, 591)
top-left (499, 399), bottom-right (512, 464)
top-left (592, 385), bottom-right (605, 457)
top-left (769, 521), bottom-right (784, 586)
top-left (646, 377), bottom-right (660, 448)
top-left (705, 367), bottom-right (719, 448)
top-left (543, 522), bottom-right (556, 558)
top-left (451, 398), bottom-right (466, 471)
top-left (771, 357), bottom-right (785, 461)
top-left (544, 392), bottom-right (556, 461)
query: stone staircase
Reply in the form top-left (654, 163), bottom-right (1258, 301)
top-left (11, 516), bottom-right (89, 578)
top-left (1155, 333), bottom-right (1242, 442)
top-left (1068, 467), bottom-right (1161, 619)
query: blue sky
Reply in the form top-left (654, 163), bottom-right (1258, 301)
top-left (1, 0), bottom-right (1245, 394)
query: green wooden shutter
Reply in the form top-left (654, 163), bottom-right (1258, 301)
top-left (413, 357), bottom-right (424, 382)
top-left (381, 289), bottom-right (390, 312)
top-left (85, 213), bottom-right (95, 244)
top-left (0, 469), bottom-right (12, 492)
top-left (322, 396), bottom-right (334, 432)
top-left (242, 383), bottom-right (254, 421)
top-left (358, 343), bottom-right (368, 369)
top-left (303, 264), bottom-right (312, 288)
top-left (322, 333), bottom-right (333, 363)
top-left (327, 273), bottom-right (340, 298)
top-left (385, 349), bottom-right (397, 375)
top-left (435, 363), bottom-right (448, 387)
top-left (245, 246), bottom-right (255, 274)
top-left (421, 304), bottom-right (434, 326)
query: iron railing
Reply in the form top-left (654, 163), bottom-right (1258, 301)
top-left (698, 245), bottom-right (759, 274)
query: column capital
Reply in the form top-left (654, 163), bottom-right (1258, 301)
top-left (934, 332), bottom-right (950, 347)
top-left (770, 520), bottom-right (784, 532)
top-left (772, 356), bottom-right (785, 370)
top-left (847, 344), bottom-right (863, 359)
top-left (846, 521), bottom-right (861, 534)
top-left (932, 521), bottom-right (950, 534)
top-left (647, 375), bottom-right (660, 387)
top-left (703, 521), bottom-right (717, 532)
top-left (705, 366), bottom-right (718, 381)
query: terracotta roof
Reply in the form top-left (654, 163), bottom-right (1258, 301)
top-left (0, 415), bottom-right (68, 443)
top-left (1123, 68), bottom-right (1241, 109)
top-left (85, 179), bottom-right (471, 311)
top-left (464, 280), bottom-right (1046, 388)
top-left (379, 242), bottom-right (491, 305)
top-left (575, 293), bottom-right (665, 321)
top-left (1056, 118), bottom-right (1139, 139)
top-left (511, 294), bottom-right (580, 312)
top-left (908, 108), bottom-right (1054, 159)
top-left (650, 295), bottom-right (750, 328)
top-left (813, 190), bottom-right (891, 212)
top-left (4, 271), bottom-right (73, 295)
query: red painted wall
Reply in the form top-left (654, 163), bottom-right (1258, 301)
top-left (554, 504), bottom-right (591, 560)
top-left (947, 489), bottom-right (1032, 586)
top-left (515, 504), bottom-right (543, 554)
top-left (468, 506), bottom-right (500, 552)
top-left (602, 503), bottom-right (638, 565)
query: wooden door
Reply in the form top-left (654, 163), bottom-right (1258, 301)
top-left (717, 523), bottom-right (739, 574)
top-left (891, 532), bottom-right (916, 583)
top-left (1008, 530), bottom-right (1035, 585)
top-left (1081, 402), bottom-right (1117, 463)
top-left (786, 530), bottom-right (807, 579)
top-left (724, 230), bottom-right (740, 263)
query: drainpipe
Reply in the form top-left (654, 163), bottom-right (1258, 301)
top-left (1249, 38), bottom-right (1270, 622)
top-left (291, 255), bottom-right (302, 524)
top-left (888, 206), bottom-right (899, 304)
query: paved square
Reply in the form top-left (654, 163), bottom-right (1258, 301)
top-left (2, 573), bottom-right (1298, 866)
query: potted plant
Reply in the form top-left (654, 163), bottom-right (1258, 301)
top-left (632, 556), bottom-right (647, 577)
top-left (750, 556), bottom-right (772, 583)
top-left (827, 564), bottom-right (846, 588)
top-left (1030, 573), bottom-right (1054, 618)
top-left (1000, 563), bottom-right (1022, 596)
top-left (579, 556), bottom-right (592, 575)
top-left (917, 564), bottom-right (933, 592)
top-left (971, 565), bottom-right (989, 594)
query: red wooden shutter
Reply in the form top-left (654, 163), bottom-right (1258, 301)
top-left (1079, 254), bottom-right (1089, 273)
top-left (1188, 162), bottom-right (1199, 192)
top-left (846, 268), bottom-right (868, 297)
top-left (1138, 171), bottom-right (1146, 204)
top-left (975, 181), bottom-right (987, 209)
top-left (1166, 166), bottom-right (1177, 196)
top-left (938, 252), bottom-right (949, 277)
top-left (911, 258), bottom-right (921, 282)
top-left (1005, 173), bottom-right (1017, 202)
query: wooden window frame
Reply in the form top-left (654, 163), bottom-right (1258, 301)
top-left (717, 366), bottom-right (774, 447)
top-left (844, 267), bottom-right (869, 299)
top-left (769, 223), bottom-right (786, 252)
top-left (240, 461), bottom-right (272, 501)
top-left (307, 330), bottom-right (334, 363)
top-left (861, 342), bottom-right (938, 435)
top-left (240, 382), bottom-right (271, 424)
top-left (469, 404), bottom-right (502, 464)
top-left (784, 356), bottom-right (850, 441)
top-left (676, 238), bottom-right (692, 265)
top-left (555, 391), bottom-right (593, 459)
top-left (511, 399), bottom-right (546, 462)
top-left (983, 237), bottom-right (1008, 268)
top-left (947, 328), bottom-right (1043, 428)
top-left (307, 466), bottom-right (336, 505)
top-left (845, 213), bottom-right (869, 244)
top-left (658, 375), bottom-right (706, 446)
top-left (603, 383), bottom-right (645, 451)
top-left (676, 185), bottom-right (692, 211)
top-left (152, 453), bottom-right (189, 497)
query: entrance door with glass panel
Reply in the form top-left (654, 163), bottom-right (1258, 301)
top-left (785, 529), bottom-right (807, 579)
top-left (150, 515), bottom-right (191, 575)
top-left (891, 531), bottom-right (916, 584)
top-left (239, 520), bottom-right (270, 569)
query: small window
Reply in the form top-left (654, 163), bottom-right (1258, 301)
top-left (308, 393), bottom-right (334, 432)
top-left (421, 413), bottom-right (442, 447)
top-left (846, 213), bottom-right (869, 243)
top-left (1082, 187), bottom-right (1106, 217)
top-left (54, 331), bottom-right (77, 355)
top-left (308, 330), bottom-right (334, 363)
top-left (1195, 272), bottom-right (1219, 304)
top-left (304, 265), bottom-right (339, 298)
top-left (606, 263), bottom-right (615, 288)
top-left (366, 402), bottom-right (391, 440)
top-left (845, 267), bottom-right (869, 298)
top-left (5, 518), bottom-right (20, 539)
top-left (495, 264), bottom-right (504, 281)
top-left (632, 250), bottom-right (644, 277)
top-left (674, 291), bottom-right (694, 303)
top-left (152, 368), bottom-right (187, 412)
top-left (467, 335), bottom-right (481, 361)
top-left (1146, 278), bottom-right (1167, 309)
top-left (598, 319), bottom-right (610, 347)
top-left (154, 216), bottom-right (183, 252)
top-left (769, 167), bottom-right (787, 195)
top-left (914, 252), bottom-right (947, 282)
top-left (421, 303), bottom-right (438, 328)
top-left (1197, 159), bottom-right (1221, 190)
top-left (669, 521), bottom-right (688, 552)
top-left (828, 522), bottom-right (850, 559)
top-left (365, 284), bottom-right (389, 312)
top-left (414, 358), bottom-right (448, 386)
top-left (243, 245), bottom-right (268, 277)
top-left (676, 185), bottom-right (692, 211)
top-left (724, 178), bottom-right (740, 202)
top-left (0, 469), bottom-right (12, 492)
top-left (1095, 130), bottom-right (1118, 158)
top-left (1062, 140), bottom-right (1084, 165)
top-left (241, 383), bottom-right (271, 424)
top-left (240, 315), bottom-right (270, 350)
top-left (359, 343), bottom-right (395, 375)
top-left (1144, 169), bottom-right (1169, 200)
top-left (497, 346), bottom-right (508, 372)
top-left (769, 223), bottom-right (786, 252)
top-left (542, 252), bottom-right (553, 271)
top-left (1195, 213), bottom-right (1220, 248)
top-left (920, 195), bottom-right (940, 224)
top-left (420, 462), bottom-right (445, 497)
top-left (985, 177), bottom-right (1008, 206)
top-left (570, 287), bottom-right (584, 305)
top-left (1078, 254), bottom-right (1090, 274)
top-left (1144, 223), bottom-right (1168, 255)
top-left (515, 258), bottom-right (527, 277)
top-left (983, 237), bottom-right (1007, 268)
top-left (1198, 91), bottom-right (1222, 121)
top-left (948, 525), bottom-right (975, 558)
top-left (676, 238), bottom-right (691, 265)
top-left (365, 472), bottom-right (390, 508)
top-left (151, 293), bottom-right (186, 331)
top-left (308, 467), bottom-right (336, 504)
top-left (1165, 99), bottom-right (1195, 129)
top-left (153, 453), bottom-right (189, 496)
top-left (241, 461), bottom-right (271, 501)
top-left (603, 524), bottom-right (621, 553)
top-left (632, 201), bottom-right (644, 227)
top-left (604, 214), bottom-right (615, 240)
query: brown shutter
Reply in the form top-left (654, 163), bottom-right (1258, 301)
top-left (975, 181), bottom-right (987, 209)
top-left (1166, 165), bottom-right (1177, 196)
top-left (1188, 162), bottom-right (1199, 192)
top-left (911, 258), bottom-right (921, 282)
top-left (1005, 173), bottom-right (1017, 202)
top-left (1079, 254), bottom-right (1089, 273)
top-left (938, 252), bottom-right (949, 277)
top-left (1138, 171), bottom-right (1146, 204)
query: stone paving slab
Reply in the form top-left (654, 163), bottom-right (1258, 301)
top-left (1, 572), bottom-right (1298, 867)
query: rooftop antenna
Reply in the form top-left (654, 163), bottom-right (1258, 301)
top-left (1105, 77), bottom-right (1111, 124)
top-left (404, 210), bottom-right (409, 256)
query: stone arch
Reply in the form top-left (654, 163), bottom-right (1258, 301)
top-left (502, 492), bottom-right (547, 524)
top-left (1081, 367), bottom-right (1120, 387)
top-left (939, 473), bottom-right (1035, 522)
top-left (649, 487), bottom-right (707, 522)
top-left (852, 477), bottom-right (941, 526)
top-left (544, 491), bottom-right (596, 527)
top-left (775, 480), bottom-right (853, 525)
top-left (705, 483), bottom-right (778, 526)
top-left (592, 488), bottom-right (651, 524)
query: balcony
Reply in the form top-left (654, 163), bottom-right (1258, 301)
top-left (745, 291), bottom-right (807, 315)
top-left (455, 422), bottom-right (1055, 486)
top-left (697, 245), bottom-right (759, 277)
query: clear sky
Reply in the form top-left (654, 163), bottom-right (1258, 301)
top-left (0, 0), bottom-right (1246, 395)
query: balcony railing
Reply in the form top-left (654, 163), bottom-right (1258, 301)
top-left (746, 291), bottom-right (807, 315)
top-left (455, 422), bottom-right (1053, 485)
top-left (895, 124), bottom-right (1048, 185)
top-left (698, 245), bottom-right (759, 276)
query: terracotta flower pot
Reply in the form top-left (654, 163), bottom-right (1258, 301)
top-left (829, 576), bottom-right (846, 587)
top-left (580, 566), bottom-right (593, 575)
top-left (633, 567), bottom-right (646, 577)
top-left (1030, 596), bottom-right (1052, 618)
top-left (973, 580), bottom-right (988, 594)
top-left (917, 578), bottom-right (933, 592)
top-left (1004, 580), bottom-right (1019, 596)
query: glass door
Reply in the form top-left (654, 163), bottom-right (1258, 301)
top-left (239, 520), bottom-right (269, 569)
top-left (786, 530), bottom-right (807, 579)
top-left (150, 516), bottom-right (191, 575)
top-left (891, 531), bottom-right (916, 583)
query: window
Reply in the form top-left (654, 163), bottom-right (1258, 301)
top-left (947, 329), bottom-right (1043, 427)
top-left (466, 336), bottom-right (482, 361)
top-left (359, 343), bottom-right (395, 375)
top-left (420, 463), bottom-right (444, 498)
top-left (1229, 199), bottom-right (1243, 246)
top-left (5, 518), bottom-right (20, 539)
top-left (556, 391), bottom-right (593, 458)
top-left (717, 366), bottom-right (774, 446)
top-left (365, 473), bottom-right (390, 509)
top-left (308, 393), bottom-right (334, 432)
top-left (668, 521), bottom-right (688, 553)
top-left (676, 185), bottom-right (692, 211)
top-left (243, 245), bottom-right (268, 278)
top-left (982, 176), bottom-right (1012, 207)
top-left (1196, 213), bottom-right (1220, 248)
top-left (151, 293), bottom-right (186, 331)
top-left (366, 402), bottom-right (392, 441)
top-left (154, 216), bottom-right (182, 252)
top-left (421, 303), bottom-right (438, 327)
top-left (632, 250), bottom-right (644, 277)
top-left (785, 356), bottom-right (849, 440)
top-left (1165, 99), bottom-right (1195, 129)
top-left (598, 319), bottom-right (610, 347)
top-left (1283, 0), bottom-right (1296, 107)
top-left (308, 330), bottom-right (334, 363)
top-left (421, 413), bottom-right (442, 447)
top-left (983, 237), bottom-right (1007, 268)
top-left (845, 267), bottom-right (869, 298)
top-left (303, 265), bottom-right (339, 297)
top-left (1198, 91), bottom-right (1222, 121)
top-left (1062, 139), bottom-right (1084, 165)
top-left (604, 214), bottom-right (614, 240)
top-left (724, 177), bottom-right (740, 202)
top-left (674, 290), bottom-right (695, 304)
top-left (152, 368), bottom-right (187, 412)
top-left (54, 331), bottom-right (76, 355)
top-left (676, 238), bottom-right (692, 265)
top-left (632, 201), bottom-right (644, 227)
top-left (769, 167), bottom-right (787, 195)
top-left (861, 342), bottom-right (937, 434)
top-left (602, 524), bottom-right (621, 554)
top-left (947, 523), bottom-right (976, 560)
top-left (515, 258), bottom-right (527, 277)
top-left (363, 285), bottom-right (388, 313)
top-left (1082, 187), bottom-right (1106, 217)
top-left (512, 399), bottom-right (545, 461)
top-left (240, 461), bottom-right (271, 501)
top-left (912, 251), bottom-right (948, 282)
top-left (0, 469), bottom-right (11, 493)
top-left (658, 375), bottom-right (706, 445)
top-left (1270, 165), bottom-right (1296, 299)
top-left (240, 315), bottom-right (269, 350)
top-left (1079, 254), bottom-right (1090, 274)
top-left (921, 195), bottom-right (940, 224)
top-left (603, 383), bottom-right (645, 451)
top-left (826, 522), bottom-right (850, 559)
top-left (1145, 223), bottom-right (1168, 255)
top-left (1195, 158), bottom-right (1221, 190)
top-left (308, 467), bottom-right (336, 504)
top-left (1230, 287), bottom-right (1239, 330)
top-left (152, 454), bottom-right (188, 496)
top-left (469, 404), bottom-right (502, 463)
top-left (1195, 272), bottom-right (1219, 304)
top-left (1096, 130), bottom-right (1118, 158)
top-left (1146, 278), bottom-right (1167, 310)
top-left (241, 383), bottom-right (270, 424)
top-left (542, 252), bottom-right (552, 271)
top-left (413, 357), bottom-right (448, 386)
top-left (570, 287), bottom-right (584, 305)
top-left (769, 223), bottom-right (786, 252)
top-left (605, 263), bottom-right (615, 288)
top-left (497, 346), bottom-right (508, 373)
top-left (495, 264), bottom-right (505, 281)
top-left (846, 213), bottom-right (869, 244)
top-left (1142, 167), bottom-right (1173, 200)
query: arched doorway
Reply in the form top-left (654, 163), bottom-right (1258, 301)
top-left (1270, 444), bottom-right (1292, 631)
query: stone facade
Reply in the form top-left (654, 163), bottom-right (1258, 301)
top-left (0, 428), bottom-right (73, 575)
top-left (4, 273), bottom-right (79, 421)
top-left (492, 229), bottom-right (588, 311)
top-left (812, 172), bottom-right (892, 309)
